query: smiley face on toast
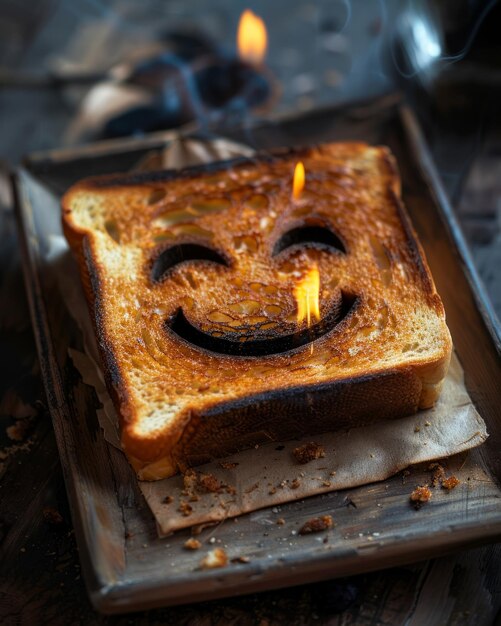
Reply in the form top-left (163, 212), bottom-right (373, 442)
top-left (150, 207), bottom-right (358, 356)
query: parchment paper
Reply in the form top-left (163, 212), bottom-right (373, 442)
top-left (46, 135), bottom-right (488, 537)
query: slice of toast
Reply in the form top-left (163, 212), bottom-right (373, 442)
top-left (62, 142), bottom-right (452, 480)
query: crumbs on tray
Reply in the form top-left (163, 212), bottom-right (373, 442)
top-left (442, 476), bottom-right (460, 490)
top-left (183, 538), bottom-right (202, 550)
top-left (299, 515), bottom-right (333, 534)
top-left (178, 501), bottom-right (193, 517)
top-left (410, 461), bottom-right (462, 509)
top-left (219, 461), bottom-right (239, 470)
top-left (410, 485), bottom-right (432, 507)
top-left (199, 548), bottom-right (228, 569)
top-left (292, 442), bottom-right (325, 464)
top-left (183, 469), bottom-right (236, 496)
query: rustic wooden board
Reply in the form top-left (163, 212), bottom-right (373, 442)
top-left (12, 100), bottom-right (501, 614)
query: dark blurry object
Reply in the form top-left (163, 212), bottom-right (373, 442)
top-left (105, 56), bottom-right (271, 137)
top-left (63, 30), bottom-right (273, 141)
top-left (196, 60), bottom-right (270, 109)
top-left (393, 0), bottom-right (501, 126)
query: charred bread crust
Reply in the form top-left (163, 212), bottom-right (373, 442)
top-left (65, 148), bottom-right (309, 191)
top-left (123, 367), bottom-right (423, 466)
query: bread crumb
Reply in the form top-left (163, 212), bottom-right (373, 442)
top-left (442, 476), bottom-right (460, 490)
top-left (198, 473), bottom-right (224, 493)
top-left (178, 501), bottom-right (193, 517)
top-left (199, 548), bottom-right (228, 569)
top-left (183, 469), bottom-right (229, 495)
top-left (429, 463), bottom-right (445, 487)
top-left (414, 425), bottom-right (420, 433)
top-left (410, 486), bottom-right (432, 507)
top-left (299, 515), bottom-right (333, 535)
top-left (219, 461), bottom-right (239, 470)
top-left (290, 478), bottom-right (301, 490)
top-left (183, 469), bottom-right (198, 492)
top-left (162, 495), bottom-right (173, 504)
top-left (425, 421), bottom-right (431, 427)
top-left (231, 555), bottom-right (250, 564)
top-left (293, 442), bottom-right (325, 464)
top-left (268, 487), bottom-right (277, 495)
top-left (184, 538), bottom-right (202, 550)
top-left (276, 518), bottom-right (285, 525)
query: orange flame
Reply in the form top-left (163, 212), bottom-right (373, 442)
top-left (237, 9), bottom-right (268, 65)
top-left (292, 161), bottom-right (305, 200)
top-left (294, 265), bottom-right (320, 328)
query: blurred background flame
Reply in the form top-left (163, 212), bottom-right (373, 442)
top-left (237, 9), bottom-right (267, 66)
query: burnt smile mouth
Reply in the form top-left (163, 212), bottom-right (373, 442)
top-left (166, 292), bottom-right (358, 357)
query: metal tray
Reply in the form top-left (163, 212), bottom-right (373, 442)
top-left (12, 99), bottom-right (501, 614)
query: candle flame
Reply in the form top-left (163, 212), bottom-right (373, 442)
top-left (294, 265), bottom-right (320, 328)
top-left (292, 161), bottom-right (305, 200)
top-left (237, 10), bottom-right (268, 65)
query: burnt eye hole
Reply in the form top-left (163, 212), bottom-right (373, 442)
top-left (272, 225), bottom-right (346, 256)
top-left (152, 243), bottom-right (228, 282)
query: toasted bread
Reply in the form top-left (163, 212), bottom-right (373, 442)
top-left (62, 143), bottom-right (452, 479)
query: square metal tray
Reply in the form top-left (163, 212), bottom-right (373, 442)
top-left (13, 98), bottom-right (501, 614)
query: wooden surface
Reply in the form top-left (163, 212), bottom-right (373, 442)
top-left (1, 1), bottom-right (501, 624)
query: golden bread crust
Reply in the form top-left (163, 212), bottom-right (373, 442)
top-left (62, 142), bottom-right (452, 478)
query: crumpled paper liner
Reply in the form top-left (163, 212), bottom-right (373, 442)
top-left (46, 134), bottom-right (488, 537)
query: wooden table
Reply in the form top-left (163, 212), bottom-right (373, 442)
top-left (1, 1), bottom-right (500, 623)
